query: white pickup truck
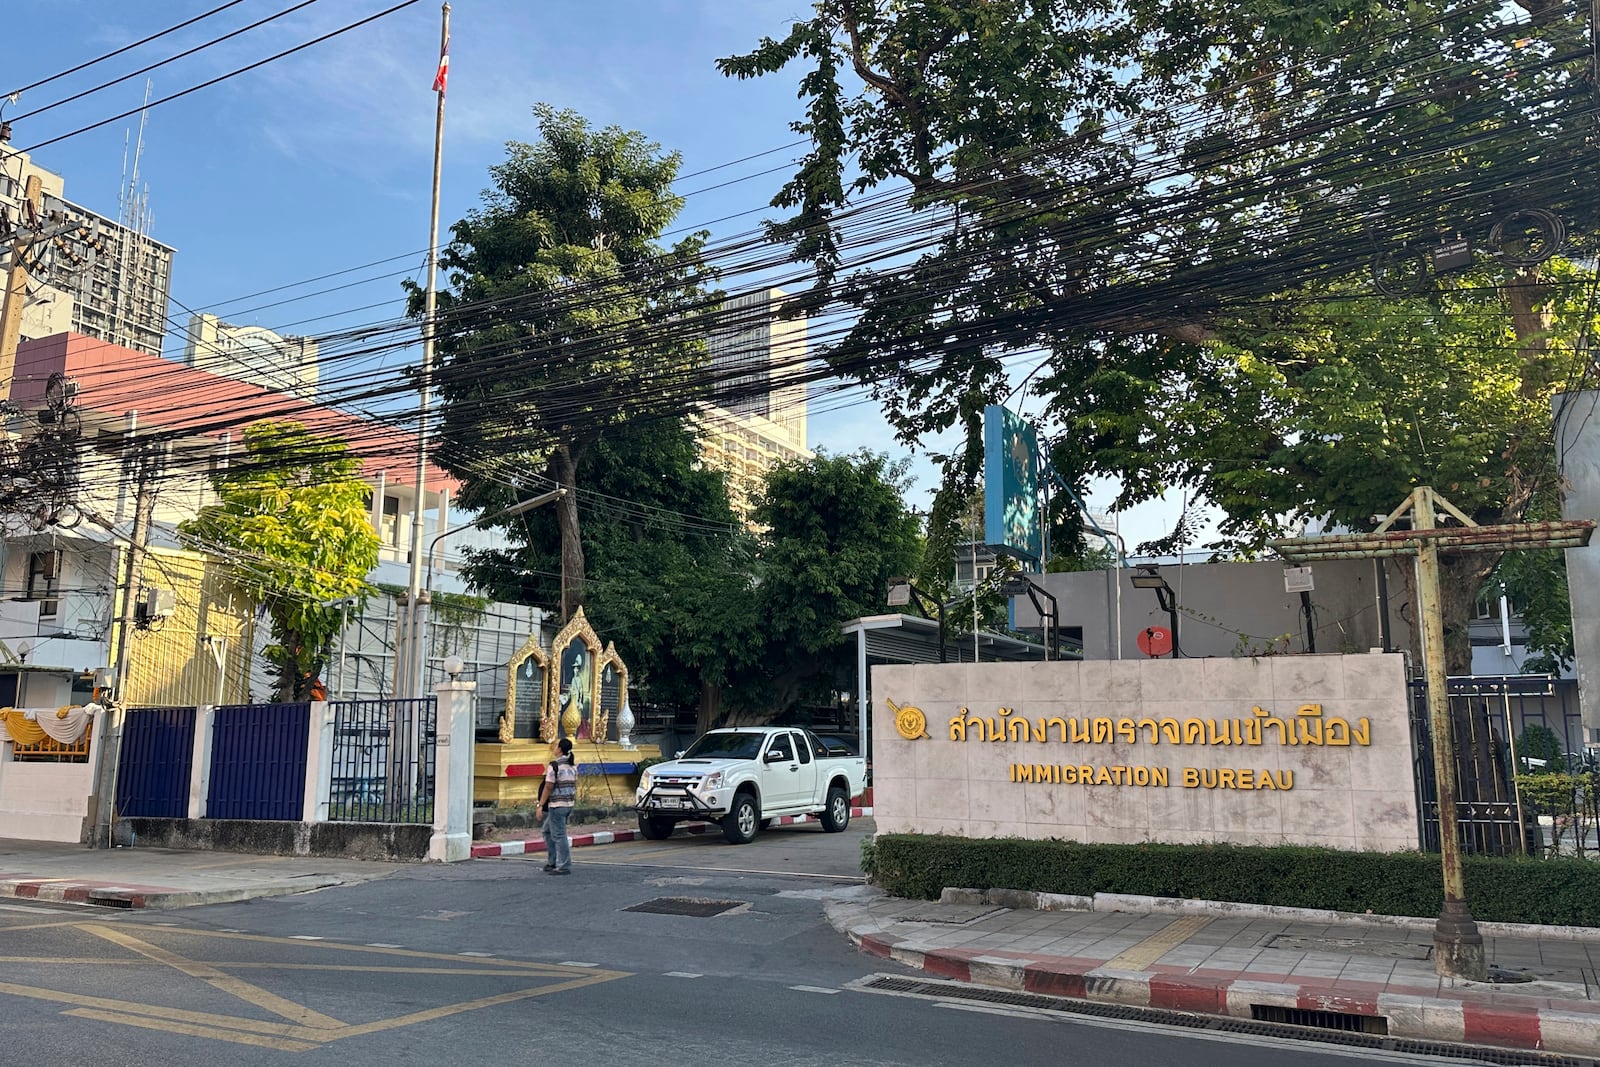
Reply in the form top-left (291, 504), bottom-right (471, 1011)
top-left (635, 726), bottom-right (868, 844)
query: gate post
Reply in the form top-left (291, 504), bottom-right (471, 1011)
top-left (430, 677), bottom-right (475, 862)
top-left (188, 707), bottom-right (214, 821)
top-left (303, 701), bottom-right (335, 825)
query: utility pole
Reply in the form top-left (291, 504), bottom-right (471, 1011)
top-left (0, 175), bottom-right (42, 402)
top-left (92, 438), bottom-right (161, 848)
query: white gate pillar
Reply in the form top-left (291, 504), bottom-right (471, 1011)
top-left (430, 677), bottom-right (475, 862)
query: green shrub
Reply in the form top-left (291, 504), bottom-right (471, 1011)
top-left (867, 835), bottom-right (1600, 927)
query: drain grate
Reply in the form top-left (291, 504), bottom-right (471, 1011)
top-left (856, 976), bottom-right (1597, 1066)
top-left (624, 897), bottom-right (745, 918)
top-left (1251, 1003), bottom-right (1387, 1034)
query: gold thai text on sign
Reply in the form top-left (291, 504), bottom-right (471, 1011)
top-left (947, 704), bottom-right (1369, 747)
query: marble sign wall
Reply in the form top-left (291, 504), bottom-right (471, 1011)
top-left (872, 653), bottom-right (1418, 852)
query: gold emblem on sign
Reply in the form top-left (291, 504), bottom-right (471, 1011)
top-left (887, 698), bottom-right (929, 740)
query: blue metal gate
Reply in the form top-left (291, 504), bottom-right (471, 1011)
top-left (207, 703), bottom-right (310, 821)
top-left (116, 706), bottom-right (198, 818)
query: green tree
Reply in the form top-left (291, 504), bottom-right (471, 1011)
top-left (722, 2), bottom-right (1598, 670)
top-left (179, 422), bottom-right (378, 702)
top-left (750, 450), bottom-right (924, 729)
top-left (417, 105), bottom-right (714, 621)
top-left (461, 417), bottom-right (761, 723)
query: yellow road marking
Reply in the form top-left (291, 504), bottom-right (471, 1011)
top-left (326, 972), bottom-right (628, 1039)
top-left (1105, 915), bottom-right (1212, 971)
top-left (63, 1009), bottom-right (319, 1052)
top-left (0, 923), bottom-right (633, 1049)
top-left (0, 919), bottom-right (94, 933)
top-left (81, 924), bottom-right (347, 1030)
top-left (131, 925), bottom-right (582, 971)
top-left (0, 979), bottom-right (315, 1039)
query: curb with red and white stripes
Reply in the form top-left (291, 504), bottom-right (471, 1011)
top-left (851, 930), bottom-right (1600, 1059)
top-left (471, 805), bottom-right (873, 858)
top-left (0, 878), bottom-right (147, 907)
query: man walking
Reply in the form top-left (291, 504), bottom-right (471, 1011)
top-left (538, 737), bottom-right (578, 874)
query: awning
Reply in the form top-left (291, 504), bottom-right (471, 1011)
top-left (839, 614), bottom-right (1055, 761)
top-left (839, 613), bottom-right (1049, 665)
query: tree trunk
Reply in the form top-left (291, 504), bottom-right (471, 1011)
top-left (549, 445), bottom-right (586, 621)
top-left (1440, 553), bottom-right (1498, 676)
top-left (696, 678), bottom-right (724, 737)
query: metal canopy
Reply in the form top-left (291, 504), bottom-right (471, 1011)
top-left (840, 613), bottom-right (1048, 666)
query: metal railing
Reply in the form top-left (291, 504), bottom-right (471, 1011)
top-left (326, 698), bottom-right (436, 823)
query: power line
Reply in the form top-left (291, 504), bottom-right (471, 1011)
top-left (16, 0), bottom-right (424, 154)
top-left (2, 0), bottom-right (253, 100)
top-left (9, 0), bottom-right (328, 124)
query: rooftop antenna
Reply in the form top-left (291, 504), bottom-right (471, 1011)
top-left (111, 80), bottom-right (153, 350)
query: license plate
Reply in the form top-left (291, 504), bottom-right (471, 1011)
top-left (656, 796), bottom-right (684, 809)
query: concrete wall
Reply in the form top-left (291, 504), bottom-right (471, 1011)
top-left (1555, 391), bottom-right (1600, 736)
top-left (1010, 559), bottom-right (1414, 662)
top-left (871, 653), bottom-right (1417, 852)
top-left (0, 759), bottom-right (94, 842)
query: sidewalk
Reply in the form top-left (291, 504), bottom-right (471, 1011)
top-left (826, 886), bottom-right (1600, 1060)
top-left (0, 839), bottom-right (402, 909)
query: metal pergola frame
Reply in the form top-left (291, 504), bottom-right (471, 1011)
top-left (1272, 486), bottom-right (1593, 981)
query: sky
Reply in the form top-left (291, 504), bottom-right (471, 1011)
top-left (7, 0), bottom-right (1202, 550)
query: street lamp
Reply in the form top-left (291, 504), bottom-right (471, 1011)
top-left (1130, 565), bottom-right (1181, 658)
top-left (887, 576), bottom-right (948, 663)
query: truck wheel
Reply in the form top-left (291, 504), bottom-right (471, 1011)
top-left (638, 815), bottom-right (676, 840)
top-left (820, 787), bottom-right (850, 832)
top-left (722, 793), bottom-right (760, 844)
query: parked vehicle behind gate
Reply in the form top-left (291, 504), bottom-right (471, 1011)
top-left (634, 726), bottom-right (867, 844)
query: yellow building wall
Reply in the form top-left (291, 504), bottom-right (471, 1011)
top-left (117, 546), bottom-right (252, 708)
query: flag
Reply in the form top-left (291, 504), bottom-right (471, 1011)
top-left (432, 36), bottom-right (449, 95)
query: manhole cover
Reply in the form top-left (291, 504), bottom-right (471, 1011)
top-left (625, 897), bottom-right (746, 918)
top-left (1266, 934), bottom-right (1431, 960)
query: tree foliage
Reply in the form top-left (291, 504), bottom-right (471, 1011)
top-left (418, 105), bottom-right (714, 620)
top-left (179, 422), bottom-right (378, 702)
top-left (723, 0), bottom-right (1600, 669)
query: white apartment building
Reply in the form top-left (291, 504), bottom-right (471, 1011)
top-left (183, 313), bottom-right (319, 395)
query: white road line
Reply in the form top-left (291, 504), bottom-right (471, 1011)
top-left (560, 961), bottom-right (598, 968)
top-left (664, 971), bottom-right (703, 979)
top-left (458, 951), bottom-right (495, 957)
top-left (288, 935), bottom-right (324, 941)
top-left (788, 985), bottom-right (840, 995)
top-left (366, 943), bottom-right (402, 948)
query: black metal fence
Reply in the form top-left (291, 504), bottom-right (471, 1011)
top-left (1408, 676), bottom-right (1554, 857)
top-left (326, 698), bottom-right (436, 823)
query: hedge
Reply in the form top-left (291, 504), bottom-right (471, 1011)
top-left (862, 834), bottom-right (1600, 927)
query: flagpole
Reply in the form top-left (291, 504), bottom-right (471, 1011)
top-left (402, 1), bottom-right (449, 701)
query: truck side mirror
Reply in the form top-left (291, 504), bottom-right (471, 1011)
top-left (765, 749), bottom-right (786, 763)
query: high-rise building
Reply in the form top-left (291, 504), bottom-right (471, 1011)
top-left (183, 313), bottom-right (319, 395)
top-left (697, 288), bottom-right (810, 519)
top-left (1, 149), bottom-right (174, 358)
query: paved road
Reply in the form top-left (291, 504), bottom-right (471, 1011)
top-left (0, 823), bottom-right (1529, 1066)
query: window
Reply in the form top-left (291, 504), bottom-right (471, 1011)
top-left (27, 551), bottom-right (61, 618)
top-left (792, 731), bottom-right (811, 765)
top-left (767, 733), bottom-right (794, 762)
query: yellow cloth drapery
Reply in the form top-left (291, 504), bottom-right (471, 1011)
top-left (0, 705), bottom-right (96, 746)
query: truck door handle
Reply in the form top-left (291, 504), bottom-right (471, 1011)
top-left (789, 766), bottom-right (799, 772)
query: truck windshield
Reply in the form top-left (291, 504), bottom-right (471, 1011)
top-left (681, 732), bottom-right (766, 760)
